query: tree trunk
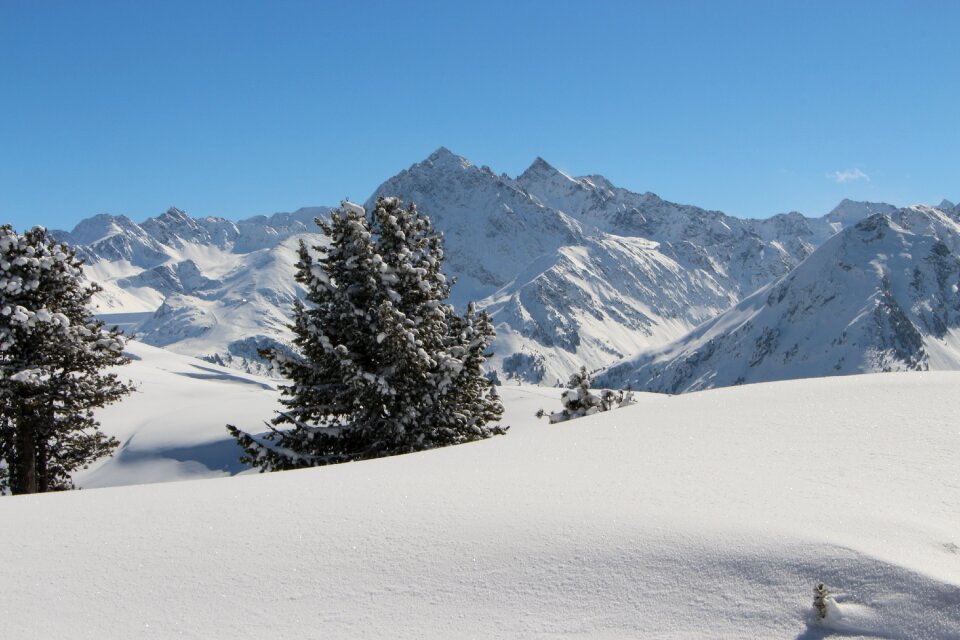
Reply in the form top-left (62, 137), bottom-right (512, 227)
top-left (13, 415), bottom-right (38, 495)
top-left (36, 435), bottom-right (48, 493)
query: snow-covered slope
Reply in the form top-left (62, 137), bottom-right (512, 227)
top-left (70, 340), bottom-right (558, 490)
top-left (72, 340), bottom-right (283, 488)
top-left (599, 206), bottom-right (960, 392)
top-left (2, 346), bottom-right (959, 638)
top-left (60, 340), bottom-right (554, 490)
top-left (51, 149), bottom-right (906, 383)
top-left (515, 155), bottom-right (812, 294)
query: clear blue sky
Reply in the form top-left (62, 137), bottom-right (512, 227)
top-left (2, 0), bottom-right (958, 231)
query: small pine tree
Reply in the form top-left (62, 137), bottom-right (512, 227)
top-left (548, 366), bottom-right (635, 423)
top-left (813, 582), bottom-right (830, 619)
top-left (228, 197), bottom-right (506, 470)
top-left (0, 225), bottom-right (133, 495)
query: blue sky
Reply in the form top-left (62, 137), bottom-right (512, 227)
top-left (1, 0), bottom-right (957, 231)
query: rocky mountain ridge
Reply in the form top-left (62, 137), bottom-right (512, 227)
top-left (597, 205), bottom-right (960, 392)
top-left (48, 147), bottom-right (951, 384)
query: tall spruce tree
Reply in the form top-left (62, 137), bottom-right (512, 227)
top-left (0, 225), bottom-right (133, 495)
top-left (228, 197), bottom-right (506, 470)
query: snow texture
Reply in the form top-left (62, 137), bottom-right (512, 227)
top-left (74, 341), bottom-right (282, 487)
top-left (0, 343), bottom-right (958, 638)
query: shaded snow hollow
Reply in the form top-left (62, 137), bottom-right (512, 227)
top-left (0, 343), bottom-right (958, 638)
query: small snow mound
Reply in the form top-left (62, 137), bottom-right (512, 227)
top-left (823, 601), bottom-right (880, 631)
top-left (341, 201), bottom-right (365, 216)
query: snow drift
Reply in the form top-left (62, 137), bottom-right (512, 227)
top-left (1, 342), bottom-right (958, 638)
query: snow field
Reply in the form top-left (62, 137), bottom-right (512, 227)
top-left (0, 344), bottom-right (958, 638)
top-left (74, 342), bottom-right (282, 488)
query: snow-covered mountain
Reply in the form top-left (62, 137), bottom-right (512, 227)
top-left (365, 148), bottom-right (872, 382)
top-left (50, 148), bottom-right (920, 383)
top-left (598, 205), bottom-right (960, 392)
top-left (365, 150), bottom-right (736, 382)
top-left (52, 206), bottom-right (330, 372)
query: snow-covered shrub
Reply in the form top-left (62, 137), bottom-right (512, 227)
top-left (228, 198), bottom-right (507, 470)
top-left (0, 225), bottom-right (133, 495)
top-left (548, 366), bottom-right (635, 423)
top-left (813, 582), bottom-right (831, 619)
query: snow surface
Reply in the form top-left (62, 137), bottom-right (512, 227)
top-left (74, 341), bottom-right (283, 488)
top-left (1, 343), bottom-right (959, 638)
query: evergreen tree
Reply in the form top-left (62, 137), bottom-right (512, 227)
top-left (228, 197), bottom-right (506, 470)
top-left (548, 366), bottom-right (634, 423)
top-left (813, 582), bottom-right (832, 620)
top-left (0, 225), bottom-right (133, 495)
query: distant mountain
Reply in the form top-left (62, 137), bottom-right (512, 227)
top-left (52, 206), bottom-right (330, 373)
top-left (597, 206), bottom-right (960, 393)
top-left (53, 205), bottom-right (332, 262)
top-left (366, 148), bottom-right (846, 383)
top-left (50, 148), bottom-right (914, 383)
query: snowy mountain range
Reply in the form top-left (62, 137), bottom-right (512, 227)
top-left (53, 207), bottom-right (331, 372)
top-left (597, 205), bottom-right (960, 392)
top-left (50, 147), bottom-right (958, 385)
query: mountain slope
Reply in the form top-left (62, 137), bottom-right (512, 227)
top-left (514, 154), bottom-right (811, 296)
top-left (598, 206), bottom-right (960, 392)
top-left (73, 340), bottom-right (282, 488)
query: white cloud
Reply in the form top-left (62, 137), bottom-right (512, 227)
top-left (827, 168), bottom-right (870, 184)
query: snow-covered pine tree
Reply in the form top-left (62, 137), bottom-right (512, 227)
top-left (550, 366), bottom-right (596, 423)
top-left (227, 197), bottom-right (506, 471)
top-left (548, 366), bottom-right (634, 423)
top-left (813, 582), bottom-right (831, 619)
top-left (0, 225), bottom-right (133, 495)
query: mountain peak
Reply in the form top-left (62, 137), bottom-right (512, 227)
top-left (825, 199), bottom-right (897, 224)
top-left (155, 207), bottom-right (191, 223)
top-left (519, 156), bottom-right (566, 181)
top-left (529, 156), bottom-right (555, 171)
top-left (938, 198), bottom-right (956, 211)
top-left (67, 213), bottom-right (141, 245)
top-left (424, 147), bottom-right (470, 169)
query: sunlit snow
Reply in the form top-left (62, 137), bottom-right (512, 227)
top-left (1, 341), bottom-right (958, 638)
